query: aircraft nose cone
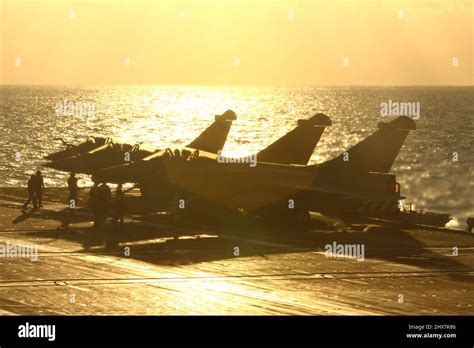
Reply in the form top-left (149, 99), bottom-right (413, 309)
top-left (43, 156), bottom-right (84, 173)
top-left (44, 153), bottom-right (56, 161)
top-left (43, 161), bottom-right (57, 169)
top-left (44, 149), bottom-right (72, 161)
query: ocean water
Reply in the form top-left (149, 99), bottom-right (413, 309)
top-left (0, 85), bottom-right (472, 227)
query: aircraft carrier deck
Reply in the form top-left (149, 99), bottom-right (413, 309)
top-left (0, 187), bottom-right (472, 315)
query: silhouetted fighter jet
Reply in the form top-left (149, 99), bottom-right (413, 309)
top-left (93, 113), bottom-right (332, 199)
top-left (43, 110), bottom-right (237, 174)
top-left (96, 116), bottom-right (415, 221)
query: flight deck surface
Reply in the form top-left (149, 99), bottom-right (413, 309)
top-left (0, 187), bottom-right (472, 315)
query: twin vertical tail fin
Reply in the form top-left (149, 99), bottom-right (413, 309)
top-left (186, 110), bottom-right (237, 153)
top-left (320, 116), bottom-right (416, 173)
top-left (257, 113), bottom-right (332, 165)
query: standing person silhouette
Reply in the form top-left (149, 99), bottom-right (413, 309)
top-left (22, 175), bottom-right (37, 210)
top-left (113, 184), bottom-right (125, 226)
top-left (89, 181), bottom-right (100, 227)
top-left (67, 173), bottom-right (79, 214)
top-left (108, 183), bottom-right (125, 249)
top-left (96, 182), bottom-right (112, 229)
top-left (467, 217), bottom-right (473, 233)
top-left (33, 170), bottom-right (45, 207)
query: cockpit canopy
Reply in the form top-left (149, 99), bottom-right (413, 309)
top-left (142, 147), bottom-right (211, 162)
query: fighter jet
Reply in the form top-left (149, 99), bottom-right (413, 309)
top-left (96, 116), bottom-right (416, 221)
top-left (93, 113), bottom-right (332, 199)
top-left (43, 110), bottom-right (238, 174)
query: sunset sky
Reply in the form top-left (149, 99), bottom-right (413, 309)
top-left (1, 0), bottom-right (472, 85)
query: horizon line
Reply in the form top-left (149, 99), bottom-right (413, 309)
top-left (1, 83), bottom-right (473, 88)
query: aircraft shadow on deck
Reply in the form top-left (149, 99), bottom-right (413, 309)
top-left (20, 207), bottom-right (473, 282)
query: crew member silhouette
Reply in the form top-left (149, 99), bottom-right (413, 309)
top-left (22, 175), bottom-right (37, 210)
top-left (113, 184), bottom-right (125, 226)
top-left (96, 182), bottom-right (112, 229)
top-left (33, 170), bottom-right (45, 207)
top-left (467, 217), bottom-right (473, 233)
top-left (89, 181), bottom-right (100, 227)
top-left (67, 173), bottom-right (79, 213)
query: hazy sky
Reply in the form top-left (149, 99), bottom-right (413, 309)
top-left (1, 0), bottom-right (472, 85)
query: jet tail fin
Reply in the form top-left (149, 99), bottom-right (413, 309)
top-left (186, 110), bottom-right (237, 153)
top-left (256, 113), bottom-right (331, 165)
top-left (320, 116), bottom-right (416, 173)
